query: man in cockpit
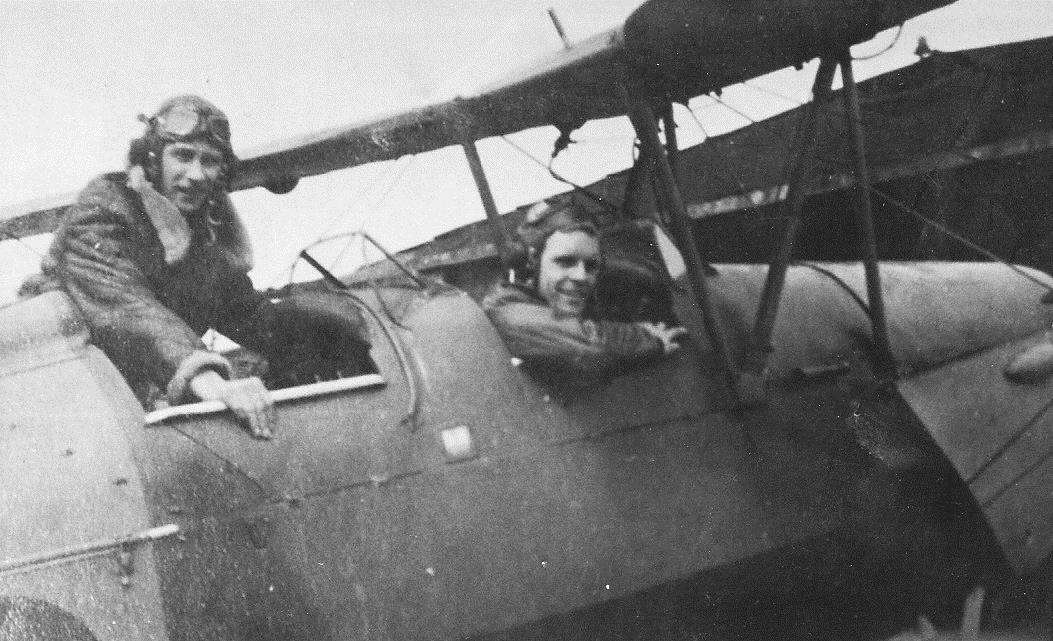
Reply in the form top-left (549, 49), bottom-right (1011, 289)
top-left (482, 198), bottom-right (685, 380)
top-left (21, 95), bottom-right (370, 438)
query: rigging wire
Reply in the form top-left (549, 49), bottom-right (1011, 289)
top-left (327, 155), bottom-right (417, 269)
top-left (685, 103), bottom-right (711, 140)
top-left (669, 54), bottom-right (1043, 300)
top-left (742, 81), bottom-right (807, 107)
top-left (279, 155), bottom-right (417, 288)
top-left (325, 230), bottom-right (365, 276)
top-left (499, 133), bottom-right (569, 177)
top-left (567, 135), bottom-right (634, 146)
top-left (705, 92), bottom-right (808, 152)
top-left (870, 185), bottom-right (1052, 293)
top-left (499, 134), bottom-right (622, 212)
top-left (684, 100), bottom-right (786, 219)
top-left (312, 156), bottom-right (407, 243)
top-left (834, 84), bottom-right (1042, 297)
top-left (686, 99), bottom-right (799, 194)
top-left (708, 94), bottom-right (760, 126)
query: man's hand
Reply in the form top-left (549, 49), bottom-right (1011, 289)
top-left (189, 370), bottom-right (276, 439)
top-left (638, 321), bottom-right (688, 355)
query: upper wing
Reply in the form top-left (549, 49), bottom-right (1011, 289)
top-left (238, 0), bottom-right (954, 193)
top-left (234, 27), bottom-right (627, 194)
top-left (0, 0), bottom-right (954, 239)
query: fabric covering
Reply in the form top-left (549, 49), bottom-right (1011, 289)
top-left (482, 282), bottom-right (663, 379)
top-left (23, 171), bottom-right (370, 403)
top-left (696, 262), bottom-right (1053, 379)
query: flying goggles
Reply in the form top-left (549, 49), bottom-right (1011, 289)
top-left (139, 103), bottom-right (231, 145)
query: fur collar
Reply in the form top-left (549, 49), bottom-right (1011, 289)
top-left (125, 166), bottom-right (253, 271)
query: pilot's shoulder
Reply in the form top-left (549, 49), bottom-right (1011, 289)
top-left (75, 172), bottom-right (133, 208)
top-left (481, 282), bottom-right (543, 313)
top-left (58, 172), bottom-right (146, 235)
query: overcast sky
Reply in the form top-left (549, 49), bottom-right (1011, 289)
top-left (1, 0), bottom-right (1050, 301)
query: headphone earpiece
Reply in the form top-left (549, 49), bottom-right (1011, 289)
top-left (503, 240), bottom-right (532, 284)
top-left (520, 245), bottom-right (540, 284)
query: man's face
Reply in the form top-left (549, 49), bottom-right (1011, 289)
top-left (537, 230), bottom-right (601, 319)
top-left (159, 140), bottom-right (225, 214)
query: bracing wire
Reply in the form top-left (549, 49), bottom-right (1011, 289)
top-left (326, 230), bottom-right (365, 276)
top-left (327, 155), bottom-right (417, 258)
top-left (709, 95), bottom-right (760, 126)
top-left (742, 81), bottom-right (807, 107)
top-left (369, 155), bottom-right (417, 210)
top-left (284, 230), bottom-right (360, 287)
top-left (707, 92), bottom-right (808, 152)
top-left (312, 157), bottom-right (405, 243)
top-left (685, 103), bottom-right (711, 141)
top-left (499, 134), bottom-right (622, 212)
top-left (670, 54), bottom-right (1045, 301)
top-left (499, 134), bottom-right (562, 175)
top-left (280, 156), bottom-right (417, 287)
top-left (687, 98), bottom-right (800, 197)
top-left (870, 185), bottom-right (1053, 293)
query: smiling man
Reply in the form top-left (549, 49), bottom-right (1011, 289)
top-left (23, 95), bottom-right (370, 438)
top-left (160, 139), bottom-right (222, 213)
top-left (483, 198), bottom-right (685, 380)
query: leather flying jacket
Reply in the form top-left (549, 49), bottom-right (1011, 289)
top-left (482, 281), bottom-right (662, 378)
top-left (26, 169), bottom-right (369, 403)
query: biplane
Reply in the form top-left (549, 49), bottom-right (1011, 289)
top-left (1, 1), bottom-right (1052, 640)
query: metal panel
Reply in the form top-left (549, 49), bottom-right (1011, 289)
top-left (123, 287), bottom-right (420, 640)
top-left (298, 403), bottom-right (859, 640)
top-left (557, 345), bottom-right (730, 436)
top-left (287, 287), bottom-right (868, 639)
top-left (0, 293), bottom-right (169, 641)
top-left (398, 288), bottom-right (551, 450)
top-left (150, 292), bottom-right (415, 500)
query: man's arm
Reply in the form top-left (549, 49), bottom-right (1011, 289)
top-left (51, 204), bottom-right (232, 397)
top-left (485, 297), bottom-right (669, 376)
top-left (49, 190), bottom-right (274, 437)
top-left (189, 370), bottom-right (275, 439)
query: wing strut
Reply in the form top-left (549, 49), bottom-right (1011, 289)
top-left (745, 53), bottom-right (898, 394)
top-left (745, 58), bottom-right (838, 385)
top-left (838, 50), bottom-right (896, 379)
top-left (624, 90), bottom-right (743, 403)
top-left (660, 104), bottom-right (680, 180)
top-left (462, 140), bottom-right (516, 268)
